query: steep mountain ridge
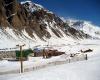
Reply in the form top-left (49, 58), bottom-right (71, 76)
top-left (66, 19), bottom-right (100, 39)
top-left (0, 0), bottom-right (95, 49)
top-left (0, 0), bottom-right (66, 39)
top-left (21, 0), bottom-right (44, 12)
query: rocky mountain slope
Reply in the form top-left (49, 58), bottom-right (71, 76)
top-left (0, 0), bottom-right (66, 40)
top-left (0, 0), bottom-right (95, 49)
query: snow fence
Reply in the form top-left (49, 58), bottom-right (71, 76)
top-left (0, 54), bottom-right (87, 75)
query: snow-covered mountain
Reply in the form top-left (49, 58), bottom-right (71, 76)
top-left (66, 19), bottom-right (100, 39)
top-left (0, 1), bottom-right (100, 80)
top-left (0, 0), bottom-right (97, 50)
top-left (21, 1), bottom-right (44, 12)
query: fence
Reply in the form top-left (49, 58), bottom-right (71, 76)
top-left (0, 53), bottom-right (87, 75)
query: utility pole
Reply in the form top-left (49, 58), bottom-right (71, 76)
top-left (16, 44), bottom-right (25, 73)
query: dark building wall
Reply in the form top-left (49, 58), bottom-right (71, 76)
top-left (0, 51), bottom-right (16, 59)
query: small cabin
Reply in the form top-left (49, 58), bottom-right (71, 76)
top-left (32, 48), bottom-right (65, 58)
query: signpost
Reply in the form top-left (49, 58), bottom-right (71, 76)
top-left (16, 44), bottom-right (25, 73)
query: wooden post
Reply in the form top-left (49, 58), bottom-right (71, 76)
top-left (16, 44), bottom-right (25, 73)
top-left (43, 49), bottom-right (45, 58)
top-left (85, 54), bottom-right (88, 60)
top-left (20, 46), bottom-right (23, 73)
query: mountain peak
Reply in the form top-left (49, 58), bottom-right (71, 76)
top-left (65, 19), bottom-right (100, 38)
top-left (21, 0), bottom-right (44, 12)
top-left (21, 0), bottom-right (32, 4)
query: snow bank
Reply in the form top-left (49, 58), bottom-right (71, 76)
top-left (0, 40), bottom-right (100, 80)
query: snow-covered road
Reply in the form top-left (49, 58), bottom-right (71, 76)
top-left (0, 53), bottom-right (100, 80)
top-left (0, 39), bottom-right (100, 80)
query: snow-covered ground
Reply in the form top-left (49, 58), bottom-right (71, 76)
top-left (0, 27), bottom-right (75, 51)
top-left (0, 39), bottom-right (100, 80)
top-left (1, 55), bottom-right (100, 80)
